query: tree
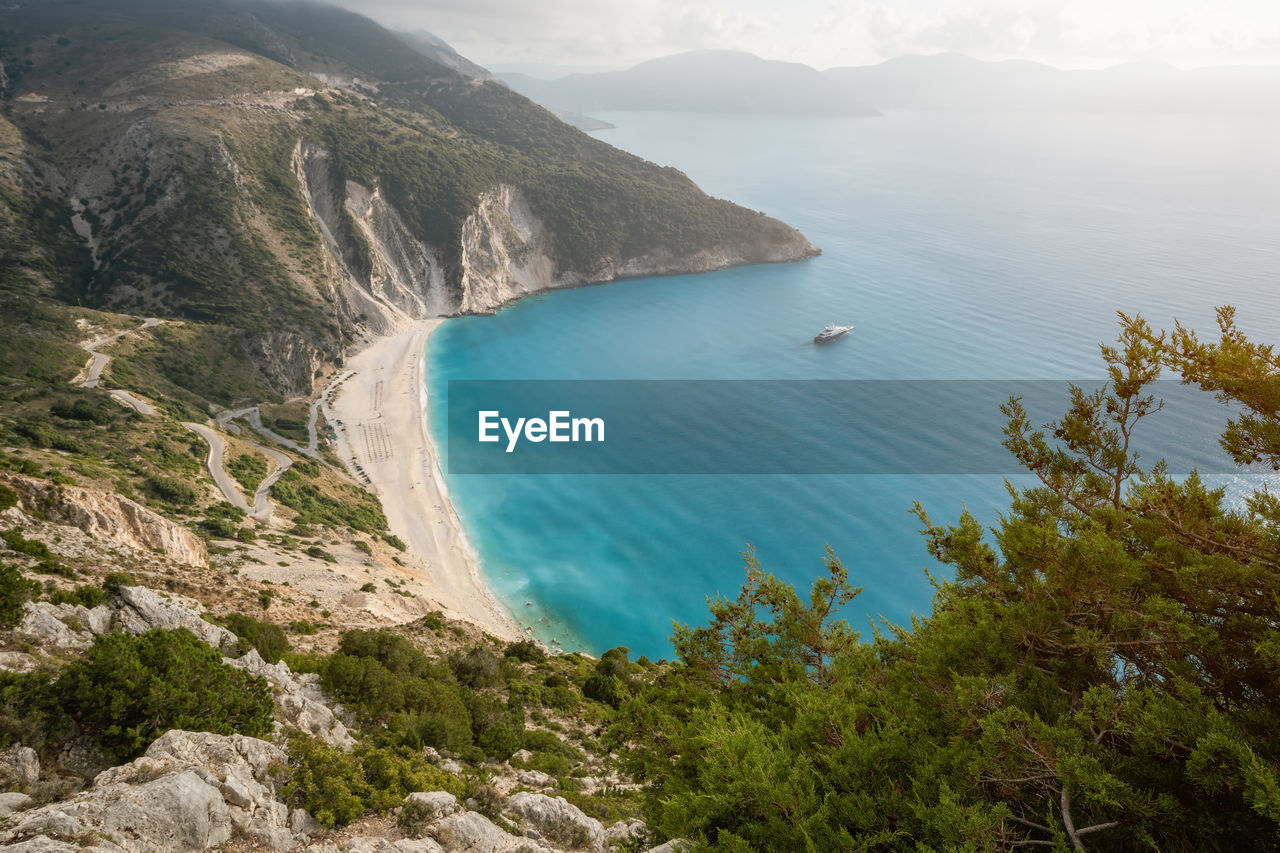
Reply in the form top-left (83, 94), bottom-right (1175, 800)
top-left (614, 314), bottom-right (1280, 851)
top-left (57, 628), bottom-right (275, 761)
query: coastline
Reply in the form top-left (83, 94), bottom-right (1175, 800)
top-left (326, 318), bottom-right (521, 641)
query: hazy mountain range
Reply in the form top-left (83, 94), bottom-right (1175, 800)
top-left (499, 49), bottom-right (1280, 116)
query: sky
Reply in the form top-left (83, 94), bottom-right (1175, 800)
top-left (342, 0), bottom-right (1280, 73)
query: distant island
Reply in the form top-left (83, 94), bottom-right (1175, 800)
top-left (502, 48), bottom-right (1280, 118)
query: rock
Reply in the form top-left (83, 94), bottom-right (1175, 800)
top-left (0, 791), bottom-right (34, 819)
top-left (0, 838), bottom-right (79, 853)
top-left (98, 770), bottom-right (232, 850)
top-left (15, 603), bottom-right (92, 649)
top-left (0, 651), bottom-right (39, 673)
top-left (292, 807), bottom-right (321, 835)
top-left (59, 740), bottom-right (112, 779)
top-left (510, 750), bottom-right (533, 764)
top-left (430, 811), bottom-right (540, 852)
top-left (645, 842), bottom-right (690, 853)
top-left (226, 650), bottom-right (355, 748)
top-left (504, 792), bottom-right (604, 852)
top-left (1, 745), bottom-right (41, 790)
top-left (514, 770), bottom-right (554, 790)
top-left (604, 819), bottom-right (645, 845)
top-left (0, 473), bottom-right (207, 567)
top-left (2, 731), bottom-right (305, 853)
top-left (112, 585), bottom-right (238, 653)
top-left (403, 790), bottom-right (459, 823)
top-left (336, 839), bottom-right (445, 853)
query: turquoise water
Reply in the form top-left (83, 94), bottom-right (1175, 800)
top-left (427, 110), bottom-right (1280, 658)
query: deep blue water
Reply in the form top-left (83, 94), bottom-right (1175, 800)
top-left (427, 110), bottom-right (1280, 658)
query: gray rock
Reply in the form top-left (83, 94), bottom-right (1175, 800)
top-left (98, 770), bottom-right (231, 851)
top-left (3, 808), bottom-right (85, 840)
top-left (0, 838), bottom-right (80, 853)
top-left (2, 731), bottom-right (305, 853)
top-left (112, 585), bottom-right (238, 653)
top-left (431, 811), bottom-right (539, 852)
top-left (226, 650), bottom-right (355, 749)
top-left (0, 746), bottom-right (39, 791)
top-left (292, 807), bottom-right (321, 835)
top-left (604, 819), bottom-right (645, 845)
top-left (504, 792), bottom-right (605, 851)
top-left (59, 740), bottom-right (111, 779)
top-left (338, 840), bottom-right (446, 853)
top-left (15, 603), bottom-right (91, 649)
top-left (403, 791), bottom-right (459, 823)
top-left (0, 651), bottom-right (38, 673)
top-left (0, 791), bottom-right (34, 819)
top-left (645, 842), bottom-right (690, 853)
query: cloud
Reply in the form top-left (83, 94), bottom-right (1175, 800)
top-left (335, 0), bottom-right (1280, 70)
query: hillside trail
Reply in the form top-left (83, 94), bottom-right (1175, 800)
top-left (73, 317), bottom-right (161, 414)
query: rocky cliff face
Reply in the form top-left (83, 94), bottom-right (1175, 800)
top-left (457, 185), bottom-right (557, 314)
top-left (2, 474), bottom-right (207, 568)
top-left (294, 140), bottom-right (449, 336)
top-left (454, 183), bottom-right (818, 315)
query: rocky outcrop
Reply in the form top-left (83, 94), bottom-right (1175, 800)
top-left (453, 183), bottom-right (817, 315)
top-left (0, 747), bottom-right (40, 792)
top-left (402, 792), bottom-right (459, 824)
top-left (15, 585), bottom-right (237, 653)
top-left (226, 650), bottom-right (355, 749)
top-left (502, 793), bottom-right (604, 852)
top-left (457, 186), bottom-right (556, 315)
top-left (428, 811), bottom-right (541, 853)
top-left (0, 731), bottom-right (307, 853)
top-left (112, 585), bottom-right (238, 653)
top-left (294, 141), bottom-right (448, 335)
top-left (0, 474), bottom-right (207, 567)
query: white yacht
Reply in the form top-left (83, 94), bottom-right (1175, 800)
top-left (813, 323), bottom-right (854, 343)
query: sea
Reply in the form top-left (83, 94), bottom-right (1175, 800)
top-left (426, 109), bottom-right (1280, 659)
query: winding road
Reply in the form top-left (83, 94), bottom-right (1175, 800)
top-left (182, 422), bottom-right (293, 522)
top-left (72, 316), bottom-right (307, 525)
top-left (74, 317), bottom-right (161, 414)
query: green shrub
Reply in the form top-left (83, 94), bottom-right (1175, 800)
top-left (353, 539), bottom-right (372, 556)
top-left (32, 559), bottom-right (75, 578)
top-left (145, 476), bottom-right (197, 506)
top-left (306, 545), bottom-right (335, 562)
top-left (56, 628), bottom-right (274, 761)
top-left (198, 516), bottom-right (239, 539)
top-left (0, 668), bottom-right (64, 752)
top-left (1, 528), bottom-right (52, 559)
top-left (359, 582), bottom-right (376, 593)
top-left (47, 584), bottom-right (108, 609)
top-left (50, 399), bottom-right (113, 425)
top-left (291, 620), bottom-right (318, 635)
top-left (504, 639), bottom-right (545, 663)
top-left (282, 732), bottom-right (464, 829)
top-left (0, 484), bottom-right (17, 512)
top-left (223, 613), bottom-right (290, 663)
top-left (101, 571), bottom-right (136, 593)
top-left (449, 646), bottom-right (501, 689)
top-left (0, 563), bottom-right (39, 628)
top-left (281, 731), bottom-right (368, 829)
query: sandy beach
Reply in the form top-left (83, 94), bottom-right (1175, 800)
top-left (326, 319), bottom-right (521, 641)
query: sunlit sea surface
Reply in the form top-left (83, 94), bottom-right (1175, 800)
top-left (427, 110), bottom-right (1280, 658)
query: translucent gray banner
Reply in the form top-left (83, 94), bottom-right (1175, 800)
top-left (445, 380), bottom-right (1237, 475)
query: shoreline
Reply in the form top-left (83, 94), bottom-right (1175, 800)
top-left (327, 318), bottom-right (522, 641)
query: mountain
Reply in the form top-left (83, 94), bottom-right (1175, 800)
top-left (396, 29), bottom-right (496, 82)
top-left (499, 49), bottom-right (879, 116)
top-left (825, 52), bottom-right (1280, 113)
top-left (0, 0), bottom-right (816, 406)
